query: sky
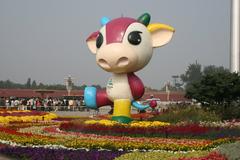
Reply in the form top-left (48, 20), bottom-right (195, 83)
top-left (0, 0), bottom-right (231, 89)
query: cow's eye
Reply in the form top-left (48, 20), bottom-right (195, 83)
top-left (128, 31), bottom-right (142, 45)
top-left (96, 33), bottom-right (103, 48)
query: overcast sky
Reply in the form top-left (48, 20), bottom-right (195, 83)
top-left (0, 0), bottom-right (230, 89)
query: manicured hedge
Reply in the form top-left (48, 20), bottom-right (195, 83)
top-left (149, 106), bottom-right (221, 123)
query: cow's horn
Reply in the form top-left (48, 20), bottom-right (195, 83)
top-left (137, 13), bottom-right (151, 26)
top-left (101, 17), bottom-right (110, 26)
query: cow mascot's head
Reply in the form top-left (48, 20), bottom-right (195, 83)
top-left (86, 13), bottom-right (174, 74)
top-left (85, 13), bottom-right (175, 123)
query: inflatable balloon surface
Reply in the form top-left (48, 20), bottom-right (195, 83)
top-left (84, 13), bottom-right (175, 123)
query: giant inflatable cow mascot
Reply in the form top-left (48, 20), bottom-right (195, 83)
top-left (84, 13), bottom-right (175, 123)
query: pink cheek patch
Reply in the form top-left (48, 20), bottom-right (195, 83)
top-left (106, 17), bottom-right (137, 44)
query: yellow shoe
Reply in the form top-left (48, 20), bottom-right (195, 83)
top-left (111, 99), bottom-right (132, 123)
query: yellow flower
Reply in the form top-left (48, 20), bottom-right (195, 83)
top-left (84, 119), bottom-right (170, 128)
top-left (130, 121), bottom-right (170, 128)
top-left (84, 119), bottom-right (119, 126)
top-left (84, 120), bottom-right (98, 125)
top-left (0, 111), bottom-right (57, 123)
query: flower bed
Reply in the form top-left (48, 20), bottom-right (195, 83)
top-left (6, 124), bottom-right (231, 151)
top-left (60, 120), bottom-right (240, 139)
top-left (115, 151), bottom-right (226, 160)
top-left (177, 152), bottom-right (226, 160)
top-left (0, 114), bottom-right (239, 159)
top-left (0, 145), bottom-right (126, 160)
top-left (0, 110), bottom-right (57, 123)
top-left (85, 119), bottom-right (170, 127)
top-left (200, 120), bottom-right (240, 128)
top-left (97, 113), bottom-right (155, 120)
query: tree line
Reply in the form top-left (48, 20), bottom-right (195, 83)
top-left (180, 62), bottom-right (240, 119)
top-left (0, 78), bottom-right (102, 90)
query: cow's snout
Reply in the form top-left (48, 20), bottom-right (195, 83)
top-left (98, 56), bottom-right (129, 69)
top-left (96, 44), bottom-right (138, 73)
top-left (116, 57), bottom-right (129, 67)
top-left (98, 58), bottom-right (111, 69)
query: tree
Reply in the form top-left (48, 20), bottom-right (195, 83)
top-left (0, 78), bottom-right (91, 90)
top-left (31, 80), bottom-right (37, 89)
top-left (38, 82), bottom-right (45, 89)
top-left (25, 78), bottom-right (31, 88)
top-left (0, 80), bottom-right (23, 89)
top-left (203, 65), bottom-right (229, 75)
top-left (4, 80), bottom-right (13, 88)
top-left (185, 66), bottom-right (240, 119)
top-left (180, 62), bottom-right (202, 88)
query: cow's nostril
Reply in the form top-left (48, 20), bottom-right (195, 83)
top-left (116, 57), bottom-right (129, 67)
top-left (98, 59), bottom-right (111, 69)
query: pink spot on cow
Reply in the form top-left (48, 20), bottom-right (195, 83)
top-left (96, 90), bottom-right (113, 107)
top-left (127, 72), bottom-right (145, 100)
top-left (106, 17), bottom-right (137, 44)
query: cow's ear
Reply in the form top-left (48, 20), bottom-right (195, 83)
top-left (86, 31), bottom-right (99, 54)
top-left (147, 23), bottom-right (175, 48)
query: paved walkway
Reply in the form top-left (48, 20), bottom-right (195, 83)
top-left (51, 106), bottom-right (138, 117)
top-left (51, 108), bottom-right (110, 117)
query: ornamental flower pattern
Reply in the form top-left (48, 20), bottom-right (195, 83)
top-left (84, 119), bottom-right (170, 127)
top-left (0, 115), bottom-right (239, 159)
top-left (60, 120), bottom-right (240, 139)
top-left (0, 110), bottom-right (57, 123)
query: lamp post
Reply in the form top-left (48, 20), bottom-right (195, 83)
top-left (65, 75), bottom-right (74, 96)
top-left (230, 0), bottom-right (240, 72)
top-left (172, 75), bottom-right (179, 88)
top-left (165, 81), bottom-right (170, 102)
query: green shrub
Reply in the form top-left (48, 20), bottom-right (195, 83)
top-left (217, 141), bottom-right (240, 160)
top-left (149, 105), bottom-right (221, 123)
top-left (218, 103), bottom-right (240, 120)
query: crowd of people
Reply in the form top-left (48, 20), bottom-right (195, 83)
top-left (0, 96), bottom-right (170, 114)
top-left (0, 97), bottom-right (86, 111)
